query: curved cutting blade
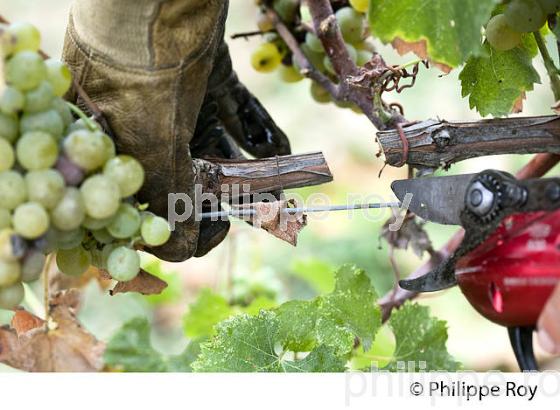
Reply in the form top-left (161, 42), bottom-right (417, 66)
top-left (391, 174), bottom-right (475, 225)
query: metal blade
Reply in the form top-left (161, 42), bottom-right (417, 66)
top-left (391, 174), bottom-right (475, 225)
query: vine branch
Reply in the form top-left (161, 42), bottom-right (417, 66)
top-left (534, 30), bottom-right (560, 102)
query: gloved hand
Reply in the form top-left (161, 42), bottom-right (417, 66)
top-left (63, 0), bottom-right (291, 262)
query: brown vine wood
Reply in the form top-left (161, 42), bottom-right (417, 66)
top-left (377, 115), bottom-right (560, 169)
top-left (199, 152), bottom-right (333, 198)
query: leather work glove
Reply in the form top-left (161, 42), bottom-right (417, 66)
top-left (63, 0), bottom-right (291, 262)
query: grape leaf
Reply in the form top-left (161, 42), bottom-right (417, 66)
top-left (459, 38), bottom-right (540, 117)
top-left (283, 346), bottom-right (346, 372)
top-left (192, 311), bottom-right (345, 372)
top-left (319, 264), bottom-right (381, 351)
top-left (276, 265), bottom-right (380, 354)
top-left (386, 302), bottom-right (460, 371)
top-left (183, 288), bottom-right (233, 339)
top-left (193, 311), bottom-right (283, 372)
top-left (369, 0), bottom-right (499, 69)
top-left (104, 317), bottom-right (200, 372)
top-left (103, 318), bottom-right (167, 372)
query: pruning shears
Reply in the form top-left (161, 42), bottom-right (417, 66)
top-left (392, 170), bottom-right (560, 371)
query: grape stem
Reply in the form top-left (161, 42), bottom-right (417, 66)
top-left (66, 102), bottom-right (100, 132)
top-left (534, 31), bottom-right (560, 101)
top-left (265, 1), bottom-right (404, 131)
top-left (43, 254), bottom-right (54, 320)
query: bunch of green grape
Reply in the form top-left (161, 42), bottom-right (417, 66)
top-left (0, 22), bottom-right (172, 310)
top-left (485, 0), bottom-right (559, 51)
top-left (251, 0), bottom-right (372, 110)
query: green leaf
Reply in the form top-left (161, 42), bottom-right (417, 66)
top-left (386, 303), bottom-right (460, 371)
top-left (369, 0), bottom-right (499, 68)
top-left (183, 289), bottom-right (233, 339)
top-left (243, 296), bottom-right (277, 316)
top-left (192, 312), bottom-right (346, 372)
top-left (459, 38), bottom-right (540, 117)
top-left (283, 346), bottom-right (347, 372)
top-left (193, 311), bottom-right (283, 372)
top-left (104, 317), bottom-right (200, 372)
top-left (276, 265), bottom-right (380, 354)
top-left (319, 264), bottom-right (381, 351)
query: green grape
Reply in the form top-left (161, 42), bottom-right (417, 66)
top-left (335, 7), bottom-right (364, 44)
top-left (25, 169), bottom-right (65, 210)
top-left (305, 32), bottom-right (324, 53)
top-left (51, 98), bottom-right (73, 130)
top-left (107, 203), bottom-right (141, 239)
top-left (349, 0), bottom-right (369, 13)
top-left (20, 109), bottom-right (65, 139)
top-left (279, 65), bottom-right (304, 83)
top-left (82, 215), bottom-right (113, 230)
top-left (0, 112), bottom-right (19, 143)
top-left (0, 138), bottom-right (15, 172)
top-left (0, 86), bottom-right (25, 115)
top-left (100, 132), bottom-right (116, 160)
top-left (0, 26), bottom-right (16, 57)
top-left (13, 202), bottom-right (49, 239)
top-left (56, 246), bottom-right (92, 276)
top-left (537, 0), bottom-right (560, 13)
top-left (45, 59), bottom-right (72, 97)
top-left (0, 171), bottom-right (27, 210)
top-left (80, 175), bottom-right (120, 219)
top-left (63, 129), bottom-right (108, 171)
top-left (44, 227), bottom-right (85, 251)
top-left (16, 131), bottom-right (59, 170)
top-left (357, 49), bottom-right (372, 66)
top-left (251, 42), bottom-right (282, 73)
top-left (310, 81), bottom-right (331, 104)
top-left (8, 22), bottom-right (41, 52)
top-left (273, 0), bottom-right (299, 22)
top-left (141, 214), bottom-right (171, 247)
top-left (103, 155), bottom-right (145, 198)
top-left (101, 243), bottom-right (119, 269)
top-left (505, 0), bottom-right (546, 32)
top-left (0, 259), bottom-right (21, 287)
top-left (51, 187), bottom-right (86, 231)
top-left (486, 14), bottom-right (522, 51)
top-left (6, 51), bottom-right (47, 92)
top-left (107, 246), bottom-right (140, 282)
top-left (295, 44), bottom-right (325, 72)
top-left (92, 228), bottom-right (115, 245)
top-left (0, 208), bottom-right (11, 230)
top-left (21, 250), bottom-right (46, 282)
top-left (0, 282), bottom-right (24, 310)
top-left (24, 81), bottom-right (55, 113)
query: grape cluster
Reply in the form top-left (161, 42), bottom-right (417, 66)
top-left (0, 22), bottom-right (172, 310)
top-left (485, 0), bottom-right (559, 52)
top-left (251, 0), bottom-right (373, 110)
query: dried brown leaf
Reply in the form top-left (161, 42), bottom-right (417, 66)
top-left (511, 92), bottom-right (526, 114)
top-left (381, 214), bottom-right (432, 257)
top-left (239, 200), bottom-right (307, 246)
top-left (0, 290), bottom-right (105, 372)
top-left (391, 38), bottom-right (452, 73)
top-left (11, 309), bottom-right (45, 336)
top-left (109, 269), bottom-right (168, 296)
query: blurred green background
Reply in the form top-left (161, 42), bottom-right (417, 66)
top-left (0, 0), bottom-right (559, 371)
